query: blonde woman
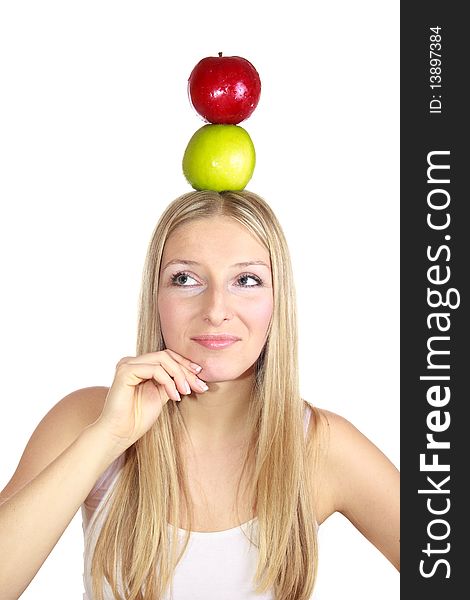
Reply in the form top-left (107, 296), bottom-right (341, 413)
top-left (0, 190), bottom-right (399, 600)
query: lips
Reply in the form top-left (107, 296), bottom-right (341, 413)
top-left (191, 334), bottom-right (241, 350)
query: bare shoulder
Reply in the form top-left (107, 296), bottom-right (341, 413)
top-left (310, 407), bottom-right (399, 511)
top-left (0, 386), bottom-right (109, 503)
top-left (310, 407), bottom-right (400, 570)
top-left (39, 385), bottom-right (109, 430)
top-left (306, 406), bottom-right (359, 457)
top-left (310, 407), bottom-right (396, 459)
top-left (23, 385), bottom-right (110, 453)
top-left (313, 407), bottom-right (383, 451)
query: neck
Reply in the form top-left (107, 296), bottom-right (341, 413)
top-left (178, 370), bottom-right (255, 451)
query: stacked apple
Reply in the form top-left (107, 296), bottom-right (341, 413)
top-left (182, 53), bottom-right (261, 192)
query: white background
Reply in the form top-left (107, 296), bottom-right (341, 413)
top-left (0, 1), bottom-right (399, 598)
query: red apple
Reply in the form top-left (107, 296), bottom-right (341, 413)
top-left (188, 53), bottom-right (261, 125)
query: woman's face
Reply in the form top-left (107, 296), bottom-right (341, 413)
top-left (158, 216), bottom-right (273, 383)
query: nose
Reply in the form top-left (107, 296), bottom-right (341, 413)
top-left (202, 285), bottom-right (234, 326)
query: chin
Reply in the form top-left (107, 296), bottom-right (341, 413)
top-left (195, 360), bottom-right (255, 384)
top-left (197, 368), bottom-right (245, 384)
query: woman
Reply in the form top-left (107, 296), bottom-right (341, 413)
top-left (0, 190), bottom-right (399, 599)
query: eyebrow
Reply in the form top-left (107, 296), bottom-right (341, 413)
top-left (162, 259), bottom-right (271, 271)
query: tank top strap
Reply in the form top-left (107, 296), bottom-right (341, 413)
top-left (303, 402), bottom-right (313, 437)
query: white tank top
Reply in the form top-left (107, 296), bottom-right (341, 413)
top-left (81, 403), bottom-right (318, 599)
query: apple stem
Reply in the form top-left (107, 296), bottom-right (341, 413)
top-left (218, 51), bottom-right (223, 57)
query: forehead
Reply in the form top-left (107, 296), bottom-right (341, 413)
top-left (162, 216), bottom-right (269, 264)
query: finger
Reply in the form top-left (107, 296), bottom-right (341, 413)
top-left (115, 362), bottom-right (181, 402)
top-left (120, 350), bottom-right (201, 374)
top-left (162, 348), bottom-right (203, 374)
top-left (120, 352), bottom-right (205, 395)
top-left (153, 357), bottom-right (208, 394)
top-left (115, 356), bottom-right (134, 369)
top-left (122, 356), bottom-right (193, 396)
top-left (151, 364), bottom-right (182, 402)
top-left (156, 354), bottom-right (209, 394)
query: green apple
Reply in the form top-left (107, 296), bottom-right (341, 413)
top-left (182, 124), bottom-right (255, 191)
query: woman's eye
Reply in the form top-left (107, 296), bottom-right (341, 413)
top-left (237, 273), bottom-right (262, 287)
top-left (170, 272), bottom-right (198, 286)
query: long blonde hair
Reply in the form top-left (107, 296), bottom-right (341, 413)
top-left (91, 190), bottom-right (323, 600)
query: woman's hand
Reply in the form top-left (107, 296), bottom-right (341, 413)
top-left (93, 349), bottom-right (208, 451)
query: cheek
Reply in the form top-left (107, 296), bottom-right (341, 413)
top-left (158, 296), bottom-right (185, 341)
top-left (247, 296), bottom-right (273, 335)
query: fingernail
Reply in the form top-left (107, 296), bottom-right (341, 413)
top-left (184, 380), bottom-right (191, 395)
top-left (196, 379), bottom-right (209, 392)
top-left (175, 390), bottom-right (181, 401)
top-left (190, 363), bottom-right (203, 373)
